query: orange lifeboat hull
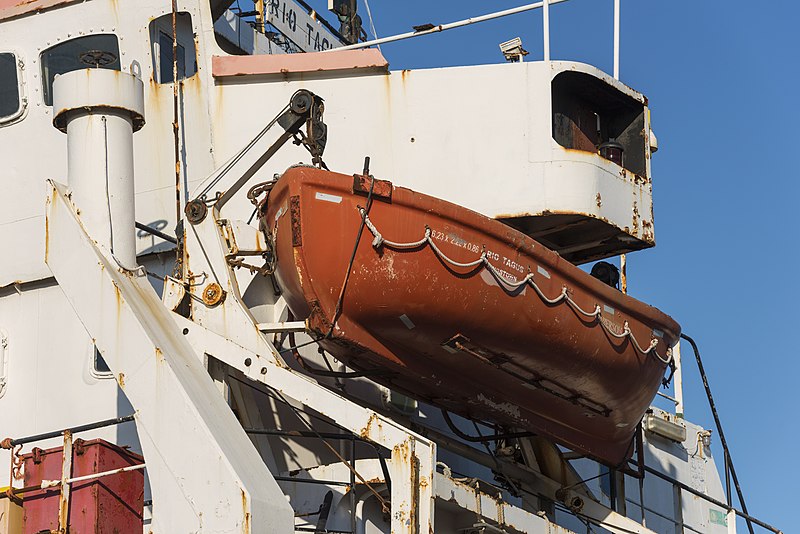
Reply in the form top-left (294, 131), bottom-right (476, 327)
top-left (261, 167), bottom-right (680, 465)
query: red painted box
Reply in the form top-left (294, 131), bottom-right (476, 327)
top-left (22, 438), bottom-right (144, 533)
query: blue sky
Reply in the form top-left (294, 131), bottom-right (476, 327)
top-left (308, 1), bottom-right (797, 530)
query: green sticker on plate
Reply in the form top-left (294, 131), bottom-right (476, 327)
top-left (709, 509), bottom-right (727, 526)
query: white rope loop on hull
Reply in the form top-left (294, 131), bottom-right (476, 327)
top-left (359, 209), bottom-right (668, 364)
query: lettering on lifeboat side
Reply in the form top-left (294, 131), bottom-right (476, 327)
top-left (429, 228), bottom-right (525, 284)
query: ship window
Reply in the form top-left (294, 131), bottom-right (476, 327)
top-left (89, 345), bottom-right (114, 379)
top-left (159, 33), bottom-right (187, 82)
top-left (149, 13), bottom-right (197, 84)
top-left (0, 53), bottom-right (23, 122)
top-left (552, 71), bottom-right (647, 177)
top-left (40, 35), bottom-right (121, 106)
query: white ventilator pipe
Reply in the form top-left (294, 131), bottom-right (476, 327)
top-left (53, 69), bottom-right (145, 270)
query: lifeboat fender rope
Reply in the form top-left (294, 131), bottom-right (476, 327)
top-left (359, 209), bottom-right (667, 363)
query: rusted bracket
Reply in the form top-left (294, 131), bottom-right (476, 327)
top-left (352, 174), bottom-right (392, 202)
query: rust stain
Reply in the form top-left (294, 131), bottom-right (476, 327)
top-left (359, 413), bottom-right (380, 439)
top-left (108, 0), bottom-right (118, 19)
top-left (45, 207), bottom-right (50, 263)
top-left (290, 195), bottom-right (302, 247)
top-left (113, 282), bottom-right (123, 316)
top-left (241, 488), bottom-right (250, 533)
top-left (409, 448), bottom-right (420, 534)
top-left (641, 219), bottom-right (654, 243)
top-left (117, 372), bottom-right (125, 388)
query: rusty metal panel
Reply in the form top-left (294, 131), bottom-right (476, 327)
top-left (352, 174), bottom-right (392, 201)
top-left (21, 438), bottom-right (144, 534)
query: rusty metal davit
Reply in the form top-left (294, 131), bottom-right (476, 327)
top-left (260, 166), bottom-right (680, 465)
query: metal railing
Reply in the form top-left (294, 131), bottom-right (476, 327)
top-left (329, 0), bottom-right (623, 81)
top-left (626, 333), bottom-right (782, 534)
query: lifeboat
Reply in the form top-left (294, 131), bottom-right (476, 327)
top-left (260, 166), bottom-right (680, 466)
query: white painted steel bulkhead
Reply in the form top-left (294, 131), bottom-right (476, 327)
top-left (210, 59), bottom-right (655, 264)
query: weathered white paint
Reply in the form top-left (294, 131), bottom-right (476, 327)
top-left (0, 0), bottom-right (745, 532)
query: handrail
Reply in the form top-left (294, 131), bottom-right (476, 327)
top-left (681, 333), bottom-right (756, 534)
top-left (332, 0), bottom-right (570, 53)
top-left (1, 414), bottom-right (135, 448)
top-left (630, 460), bottom-right (781, 534)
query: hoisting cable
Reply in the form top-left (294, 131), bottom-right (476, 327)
top-left (680, 333), bottom-right (755, 534)
top-left (468, 419), bottom-right (523, 498)
top-left (268, 385), bottom-right (391, 513)
top-left (326, 157), bottom-right (375, 338)
top-left (363, 0), bottom-right (380, 52)
top-left (225, 374), bottom-right (391, 512)
top-left (193, 104), bottom-right (290, 203)
top-left (441, 409), bottom-right (534, 443)
top-left (285, 331), bottom-right (390, 379)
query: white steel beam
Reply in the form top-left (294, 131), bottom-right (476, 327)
top-left (173, 312), bottom-right (437, 534)
top-left (45, 181), bottom-right (293, 533)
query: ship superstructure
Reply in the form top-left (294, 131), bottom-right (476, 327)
top-left (0, 0), bottom-right (780, 532)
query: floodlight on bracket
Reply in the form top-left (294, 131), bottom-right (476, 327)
top-left (499, 37), bottom-right (529, 62)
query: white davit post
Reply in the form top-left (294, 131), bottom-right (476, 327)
top-left (52, 69), bottom-right (144, 270)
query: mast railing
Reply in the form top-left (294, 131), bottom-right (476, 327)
top-left (328, 0), bottom-right (624, 82)
top-left (332, 0), bottom-right (571, 53)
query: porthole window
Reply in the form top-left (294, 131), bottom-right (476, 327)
top-left (0, 52), bottom-right (24, 124)
top-left (40, 34), bottom-right (121, 106)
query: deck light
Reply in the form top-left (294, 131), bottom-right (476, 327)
top-left (599, 139), bottom-right (624, 166)
top-left (499, 37), bottom-right (529, 62)
top-left (644, 412), bottom-right (687, 443)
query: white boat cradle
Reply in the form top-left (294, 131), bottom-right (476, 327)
top-left (0, 0), bottom-right (780, 532)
